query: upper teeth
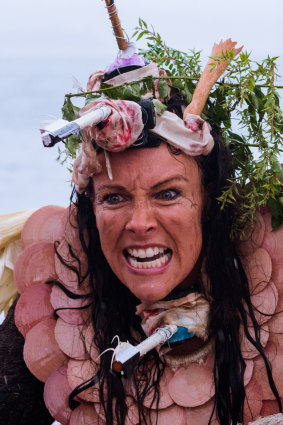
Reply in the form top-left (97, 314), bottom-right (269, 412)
top-left (127, 247), bottom-right (165, 259)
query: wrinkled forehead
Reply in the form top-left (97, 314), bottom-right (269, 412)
top-left (92, 143), bottom-right (203, 192)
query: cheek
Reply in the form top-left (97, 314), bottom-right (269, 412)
top-left (94, 208), bottom-right (125, 262)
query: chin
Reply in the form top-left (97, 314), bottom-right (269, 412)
top-left (129, 283), bottom-right (172, 303)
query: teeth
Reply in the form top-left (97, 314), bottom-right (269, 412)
top-left (127, 251), bottom-right (171, 270)
top-left (156, 258), bottom-right (162, 267)
top-left (145, 248), bottom-right (154, 257)
top-left (137, 249), bottom-right (147, 258)
top-left (127, 246), bottom-right (167, 259)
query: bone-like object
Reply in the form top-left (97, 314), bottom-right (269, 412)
top-left (183, 39), bottom-right (243, 118)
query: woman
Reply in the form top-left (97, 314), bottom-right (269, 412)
top-left (1, 39), bottom-right (283, 425)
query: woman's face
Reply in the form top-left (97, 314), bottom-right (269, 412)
top-left (92, 144), bottom-right (205, 302)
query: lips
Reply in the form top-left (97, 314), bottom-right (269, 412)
top-left (124, 246), bottom-right (172, 269)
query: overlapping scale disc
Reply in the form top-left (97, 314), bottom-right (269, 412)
top-left (55, 238), bottom-right (89, 289)
top-left (50, 284), bottom-right (91, 325)
top-left (69, 403), bottom-right (99, 425)
top-left (260, 399), bottom-right (283, 417)
top-left (244, 359), bottom-right (254, 386)
top-left (55, 318), bottom-right (88, 360)
top-left (15, 283), bottom-right (54, 336)
top-left (240, 324), bottom-right (269, 360)
top-left (241, 248), bottom-right (272, 295)
top-left (237, 212), bottom-right (265, 257)
top-left (186, 398), bottom-right (219, 425)
top-left (43, 367), bottom-right (72, 425)
top-left (67, 359), bottom-right (100, 403)
top-left (253, 342), bottom-right (283, 400)
top-left (142, 367), bottom-right (174, 409)
top-left (243, 379), bottom-right (263, 423)
top-left (21, 205), bottom-right (65, 249)
top-left (250, 281), bottom-right (278, 325)
top-left (262, 222), bottom-right (283, 263)
top-left (23, 318), bottom-right (67, 382)
top-left (168, 363), bottom-right (215, 407)
top-left (148, 404), bottom-right (187, 425)
top-left (62, 204), bottom-right (89, 253)
top-left (83, 323), bottom-right (101, 362)
top-left (14, 242), bottom-right (57, 293)
top-left (268, 297), bottom-right (283, 347)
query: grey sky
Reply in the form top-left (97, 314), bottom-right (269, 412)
top-left (1, 0), bottom-right (282, 213)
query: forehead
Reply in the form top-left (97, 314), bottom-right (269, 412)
top-left (92, 143), bottom-right (202, 190)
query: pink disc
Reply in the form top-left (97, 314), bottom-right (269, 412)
top-left (94, 396), bottom-right (140, 425)
top-left (244, 360), bottom-right (254, 386)
top-left (261, 211), bottom-right (273, 234)
top-left (21, 205), bottom-right (65, 249)
top-left (168, 363), bottom-right (215, 407)
top-left (125, 398), bottom-right (140, 425)
top-left (69, 403), bottom-right (99, 425)
top-left (260, 399), bottom-right (281, 417)
top-left (271, 264), bottom-right (283, 298)
top-left (83, 323), bottom-right (101, 363)
top-left (15, 283), bottom-right (54, 337)
top-left (250, 281), bottom-right (278, 325)
top-left (240, 324), bottom-right (269, 360)
top-left (55, 238), bottom-right (89, 290)
top-left (186, 398), bottom-right (219, 425)
top-left (62, 205), bottom-right (89, 253)
top-left (50, 284), bottom-right (91, 325)
top-left (243, 379), bottom-right (263, 423)
top-left (67, 359), bottom-right (100, 403)
top-left (148, 404), bottom-right (187, 425)
top-left (241, 248), bottom-right (272, 295)
top-left (143, 367), bottom-right (174, 409)
top-left (43, 367), bottom-right (72, 425)
top-left (55, 318), bottom-right (88, 360)
top-left (23, 318), bottom-right (67, 382)
top-left (14, 242), bottom-right (57, 293)
top-left (253, 342), bottom-right (281, 400)
top-left (237, 212), bottom-right (265, 257)
top-left (262, 222), bottom-right (283, 263)
top-left (268, 297), bottom-right (283, 347)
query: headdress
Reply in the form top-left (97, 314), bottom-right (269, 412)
top-left (40, 12), bottom-right (283, 238)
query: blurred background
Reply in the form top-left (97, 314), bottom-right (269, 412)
top-left (1, 0), bottom-right (282, 214)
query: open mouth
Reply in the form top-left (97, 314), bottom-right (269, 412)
top-left (124, 247), bottom-right (172, 269)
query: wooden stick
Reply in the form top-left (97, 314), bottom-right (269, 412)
top-left (105, 0), bottom-right (127, 50)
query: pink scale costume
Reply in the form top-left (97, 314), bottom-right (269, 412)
top-left (1, 1), bottom-right (283, 424)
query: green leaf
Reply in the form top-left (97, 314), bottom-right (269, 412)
top-left (61, 98), bottom-right (80, 121)
top-left (152, 98), bottom-right (167, 115)
top-left (156, 79), bottom-right (168, 100)
top-left (268, 198), bottom-right (283, 230)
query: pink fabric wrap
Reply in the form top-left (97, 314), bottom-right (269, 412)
top-left (79, 99), bottom-right (143, 152)
top-left (86, 70), bottom-right (104, 92)
top-left (72, 98), bottom-right (214, 193)
top-left (72, 98), bottom-right (143, 192)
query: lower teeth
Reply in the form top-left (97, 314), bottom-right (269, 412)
top-left (129, 254), bottom-right (169, 268)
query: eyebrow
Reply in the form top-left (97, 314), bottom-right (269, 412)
top-left (95, 175), bottom-right (189, 193)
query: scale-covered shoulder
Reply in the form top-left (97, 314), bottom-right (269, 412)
top-left (236, 209), bottom-right (283, 422)
top-left (0, 210), bottom-right (35, 315)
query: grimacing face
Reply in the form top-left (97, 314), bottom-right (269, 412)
top-left (92, 143), bottom-right (205, 302)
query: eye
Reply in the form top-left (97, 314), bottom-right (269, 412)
top-left (102, 193), bottom-right (126, 205)
top-left (155, 189), bottom-right (181, 201)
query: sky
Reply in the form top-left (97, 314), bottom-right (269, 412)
top-left (0, 0), bottom-right (282, 214)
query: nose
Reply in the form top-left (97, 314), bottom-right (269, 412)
top-left (125, 201), bottom-right (156, 235)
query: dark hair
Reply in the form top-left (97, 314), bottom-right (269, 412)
top-left (65, 96), bottom-right (281, 425)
